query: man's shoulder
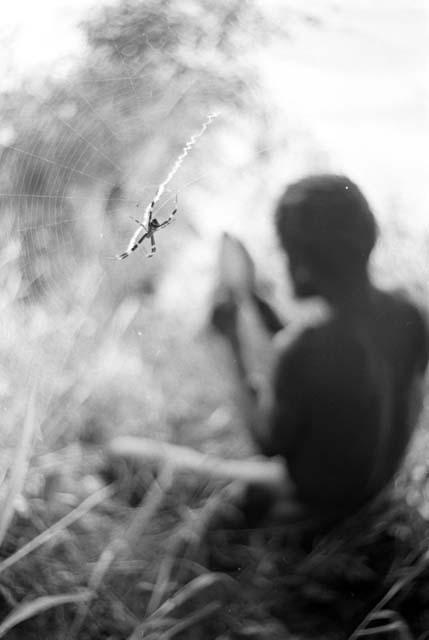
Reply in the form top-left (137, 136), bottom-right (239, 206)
top-left (376, 286), bottom-right (427, 340)
top-left (273, 302), bottom-right (330, 351)
top-left (375, 286), bottom-right (425, 320)
top-left (378, 287), bottom-right (429, 371)
top-left (273, 287), bottom-right (428, 364)
top-left (272, 310), bottom-right (335, 385)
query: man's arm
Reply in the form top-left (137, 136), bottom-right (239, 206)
top-left (212, 292), bottom-right (304, 458)
top-left (226, 328), bottom-right (274, 452)
top-left (211, 290), bottom-right (272, 449)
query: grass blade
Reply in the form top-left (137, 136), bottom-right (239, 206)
top-left (129, 573), bottom-right (234, 640)
top-left (0, 484), bottom-right (114, 575)
top-left (0, 590), bottom-right (92, 638)
top-left (68, 466), bottom-right (174, 639)
top-left (0, 382), bottom-right (38, 547)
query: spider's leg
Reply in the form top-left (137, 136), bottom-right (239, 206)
top-left (117, 251), bottom-right (130, 260)
top-left (123, 241), bottom-right (140, 258)
top-left (129, 216), bottom-right (147, 230)
top-left (138, 233), bottom-right (152, 258)
top-left (158, 208), bottom-right (177, 229)
top-left (121, 230), bottom-right (147, 257)
top-left (133, 230), bottom-right (150, 256)
top-left (147, 234), bottom-right (157, 258)
top-left (137, 228), bottom-right (149, 243)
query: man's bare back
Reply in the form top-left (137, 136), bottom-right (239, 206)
top-left (262, 287), bottom-right (428, 518)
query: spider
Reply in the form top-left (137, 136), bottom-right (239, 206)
top-left (116, 198), bottom-right (177, 260)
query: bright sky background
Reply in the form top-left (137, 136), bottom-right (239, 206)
top-left (1, 0), bottom-right (428, 228)
top-left (0, 0), bottom-right (97, 83)
top-left (260, 0), bottom-right (429, 226)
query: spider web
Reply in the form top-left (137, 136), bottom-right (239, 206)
top-left (0, 23), bottom-right (288, 320)
top-left (1, 2), bottom-right (355, 307)
top-left (0, 2), bottom-right (292, 448)
top-left (2, 71), bottom-right (206, 298)
top-left (2, 0), bottom-right (426, 302)
top-left (0, 0), bottom-right (427, 444)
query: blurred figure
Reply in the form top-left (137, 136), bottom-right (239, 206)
top-left (108, 174), bottom-right (428, 530)
top-left (216, 174), bottom-right (428, 524)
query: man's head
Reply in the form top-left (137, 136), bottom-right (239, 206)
top-left (275, 174), bottom-right (378, 299)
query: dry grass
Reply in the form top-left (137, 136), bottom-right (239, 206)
top-left (0, 208), bottom-right (429, 639)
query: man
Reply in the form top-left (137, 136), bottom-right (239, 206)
top-left (108, 174), bottom-right (428, 528)
top-left (216, 174), bottom-right (428, 523)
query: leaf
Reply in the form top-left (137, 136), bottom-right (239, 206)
top-left (0, 591), bottom-right (92, 637)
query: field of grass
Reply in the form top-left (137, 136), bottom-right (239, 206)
top-left (0, 200), bottom-right (429, 639)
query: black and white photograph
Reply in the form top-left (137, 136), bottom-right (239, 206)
top-left (0, 1), bottom-right (428, 638)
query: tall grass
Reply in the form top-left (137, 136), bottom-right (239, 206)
top-left (0, 381), bottom-right (38, 547)
top-left (0, 197), bottom-right (244, 636)
top-left (0, 190), bottom-right (429, 638)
